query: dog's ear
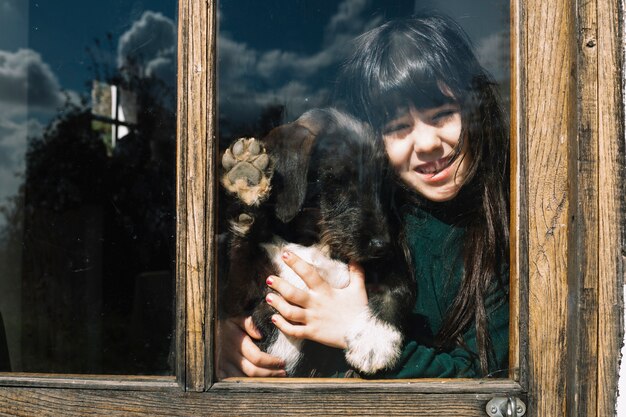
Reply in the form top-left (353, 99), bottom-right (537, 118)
top-left (264, 110), bottom-right (327, 223)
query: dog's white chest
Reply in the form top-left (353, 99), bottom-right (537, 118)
top-left (261, 238), bottom-right (350, 290)
top-left (259, 238), bottom-right (350, 375)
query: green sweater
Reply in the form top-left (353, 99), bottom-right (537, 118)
top-left (379, 205), bottom-right (509, 378)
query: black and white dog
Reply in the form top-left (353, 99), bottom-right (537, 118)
top-left (219, 108), bottom-right (414, 377)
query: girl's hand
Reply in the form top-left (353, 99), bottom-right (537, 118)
top-left (217, 316), bottom-right (287, 378)
top-left (266, 250), bottom-right (369, 349)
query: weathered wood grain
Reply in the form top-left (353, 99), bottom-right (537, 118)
top-left (524, 1), bottom-right (574, 416)
top-left (216, 378), bottom-right (523, 394)
top-left (509, 0), bottom-right (525, 385)
top-left (0, 385), bottom-right (524, 417)
top-left (0, 374), bottom-right (177, 391)
top-left (174, 0), bottom-right (189, 390)
top-left (567, 0), bottom-right (600, 416)
top-left (176, 0), bottom-right (210, 391)
top-left (204, 0), bottom-right (218, 390)
top-left (596, 0), bottom-right (625, 416)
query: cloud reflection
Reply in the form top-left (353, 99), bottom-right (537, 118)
top-left (117, 11), bottom-right (176, 84)
top-left (0, 49), bottom-right (64, 113)
top-left (218, 0), bottom-right (510, 141)
top-left (0, 9), bottom-right (178, 222)
top-left (218, 0), bottom-right (383, 138)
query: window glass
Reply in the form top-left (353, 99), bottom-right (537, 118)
top-left (218, 0), bottom-right (509, 139)
top-left (217, 0), bottom-right (510, 379)
top-left (0, 0), bottom-right (177, 375)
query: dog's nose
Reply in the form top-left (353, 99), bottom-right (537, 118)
top-left (367, 238), bottom-right (389, 257)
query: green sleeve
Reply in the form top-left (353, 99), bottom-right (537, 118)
top-left (381, 284), bottom-right (509, 378)
top-left (374, 206), bottom-right (510, 379)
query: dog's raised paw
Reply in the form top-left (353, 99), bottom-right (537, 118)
top-left (221, 138), bottom-right (273, 206)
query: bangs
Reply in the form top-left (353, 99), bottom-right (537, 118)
top-left (337, 15), bottom-right (486, 134)
top-left (364, 39), bottom-right (460, 128)
top-left (373, 80), bottom-right (456, 127)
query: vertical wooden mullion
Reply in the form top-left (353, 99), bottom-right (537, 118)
top-left (568, 0), bottom-right (599, 415)
top-left (525, 1), bottom-right (575, 416)
top-left (596, 0), bottom-right (625, 415)
top-left (177, 0), bottom-right (211, 392)
top-left (205, 0), bottom-right (218, 390)
top-left (175, 0), bottom-right (189, 389)
top-left (509, 0), bottom-right (528, 387)
top-left (186, 0), bottom-right (208, 391)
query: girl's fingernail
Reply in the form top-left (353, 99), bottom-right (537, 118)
top-left (266, 276), bottom-right (274, 286)
top-left (266, 294), bottom-right (273, 304)
top-left (281, 251), bottom-right (291, 260)
top-left (271, 315), bottom-right (277, 323)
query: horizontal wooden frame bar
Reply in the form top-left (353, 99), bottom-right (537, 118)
top-left (214, 379), bottom-right (524, 394)
top-left (0, 374), bottom-right (177, 392)
top-left (0, 386), bottom-right (526, 417)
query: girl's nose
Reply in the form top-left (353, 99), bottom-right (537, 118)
top-left (411, 125), bottom-right (442, 154)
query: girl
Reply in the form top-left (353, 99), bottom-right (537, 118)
top-left (218, 11), bottom-right (509, 378)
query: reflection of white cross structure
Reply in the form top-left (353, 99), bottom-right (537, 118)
top-left (91, 81), bottom-right (137, 151)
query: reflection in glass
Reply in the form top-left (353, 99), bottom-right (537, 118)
top-left (218, 0), bottom-right (510, 144)
top-left (0, 1), bottom-right (177, 374)
top-left (217, 0), bottom-right (510, 378)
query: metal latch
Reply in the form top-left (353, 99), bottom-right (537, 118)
top-left (486, 396), bottom-right (526, 417)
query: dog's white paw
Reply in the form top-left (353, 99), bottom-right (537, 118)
top-left (229, 213), bottom-right (255, 237)
top-left (221, 137), bottom-right (273, 206)
top-left (344, 309), bottom-right (403, 374)
top-left (266, 332), bottom-right (304, 376)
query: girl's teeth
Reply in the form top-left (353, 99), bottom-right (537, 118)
top-left (418, 160), bottom-right (444, 174)
top-left (417, 157), bottom-right (451, 175)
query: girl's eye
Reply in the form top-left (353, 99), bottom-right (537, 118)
top-left (431, 109), bottom-right (456, 123)
top-left (383, 123), bottom-right (411, 135)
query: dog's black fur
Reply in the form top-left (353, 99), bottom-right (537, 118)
top-left (219, 108), bottom-right (415, 377)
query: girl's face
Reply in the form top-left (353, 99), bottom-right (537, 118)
top-left (382, 103), bottom-right (471, 202)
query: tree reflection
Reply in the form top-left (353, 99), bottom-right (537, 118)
top-left (0, 37), bottom-right (176, 374)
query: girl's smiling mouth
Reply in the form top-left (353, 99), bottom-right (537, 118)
top-left (414, 156), bottom-right (453, 177)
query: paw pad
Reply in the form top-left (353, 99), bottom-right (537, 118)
top-left (221, 137), bottom-right (273, 206)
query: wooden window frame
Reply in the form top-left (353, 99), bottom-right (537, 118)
top-left (0, 0), bottom-right (622, 415)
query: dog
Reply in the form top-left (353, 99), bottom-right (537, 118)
top-left (219, 108), bottom-right (415, 377)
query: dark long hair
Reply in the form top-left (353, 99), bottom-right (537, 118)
top-left (334, 12), bottom-right (509, 375)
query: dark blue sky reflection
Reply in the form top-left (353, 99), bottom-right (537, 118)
top-left (30, 1), bottom-right (175, 92)
top-left (218, 0), bottom-right (509, 140)
top-left (0, 0), bottom-right (510, 217)
top-left (0, 0), bottom-right (177, 216)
